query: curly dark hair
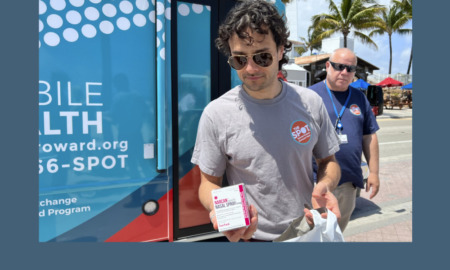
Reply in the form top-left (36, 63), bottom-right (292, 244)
top-left (215, 0), bottom-right (292, 71)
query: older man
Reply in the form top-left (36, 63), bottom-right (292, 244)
top-left (309, 48), bottom-right (380, 232)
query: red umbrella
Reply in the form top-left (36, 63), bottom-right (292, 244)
top-left (376, 77), bottom-right (403, 87)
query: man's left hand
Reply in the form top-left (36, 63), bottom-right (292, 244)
top-left (366, 173), bottom-right (380, 199)
top-left (304, 181), bottom-right (341, 227)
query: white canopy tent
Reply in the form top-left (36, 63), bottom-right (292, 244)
top-left (283, 63), bottom-right (308, 87)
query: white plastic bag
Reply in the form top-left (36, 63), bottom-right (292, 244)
top-left (284, 209), bottom-right (345, 242)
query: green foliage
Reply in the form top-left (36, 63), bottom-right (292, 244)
top-left (393, 0), bottom-right (412, 18)
top-left (295, 46), bottom-right (307, 56)
top-left (369, 3), bottom-right (412, 74)
top-left (393, 0), bottom-right (413, 74)
top-left (310, 0), bottom-right (386, 50)
top-left (296, 27), bottom-right (322, 56)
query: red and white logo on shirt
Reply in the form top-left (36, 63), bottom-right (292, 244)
top-left (350, 104), bottom-right (361, 116)
top-left (291, 120), bottom-right (311, 144)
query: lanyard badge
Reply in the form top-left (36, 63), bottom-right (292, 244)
top-left (335, 117), bottom-right (348, 143)
top-left (334, 118), bottom-right (343, 132)
top-left (325, 81), bottom-right (351, 144)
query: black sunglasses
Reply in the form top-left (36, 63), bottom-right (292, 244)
top-left (329, 61), bottom-right (357, 73)
top-left (228, 52), bottom-right (273, 70)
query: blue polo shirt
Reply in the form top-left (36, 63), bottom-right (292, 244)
top-left (309, 81), bottom-right (379, 188)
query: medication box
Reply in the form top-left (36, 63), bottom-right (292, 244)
top-left (211, 183), bottom-right (250, 232)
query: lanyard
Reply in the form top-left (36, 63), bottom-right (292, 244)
top-left (324, 81), bottom-right (352, 132)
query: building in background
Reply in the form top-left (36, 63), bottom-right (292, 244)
top-left (321, 37), bottom-right (354, 53)
top-left (287, 40), bottom-right (307, 59)
top-left (285, 0), bottom-right (300, 43)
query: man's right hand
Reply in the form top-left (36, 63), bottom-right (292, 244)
top-left (210, 204), bottom-right (258, 242)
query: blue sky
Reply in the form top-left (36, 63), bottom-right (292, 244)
top-left (288, 0), bottom-right (413, 75)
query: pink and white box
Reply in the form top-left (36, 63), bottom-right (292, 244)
top-left (211, 183), bottom-right (250, 232)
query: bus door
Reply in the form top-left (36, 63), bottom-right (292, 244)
top-left (172, 0), bottom-right (235, 240)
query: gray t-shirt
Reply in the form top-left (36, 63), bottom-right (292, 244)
top-left (191, 81), bottom-right (340, 240)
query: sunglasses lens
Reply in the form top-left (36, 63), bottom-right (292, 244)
top-left (337, 64), bottom-right (346, 71)
top-left (228, 53), bottom-right (273, 70)
top-left (331, 62), bottom-right (341, 71)
top-left (347, 66), bottom-right (356, 72)
top-left (229, 56), bottom-right (247, 70)
top-left (253, 52), bottom-right (273, 67)
top-left (331, 62), bottom-right (356, 72)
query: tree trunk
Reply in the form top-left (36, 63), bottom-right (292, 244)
top-left (389, 34), bottom-right (393, 75)
top-left (407, 47), bottom-right (412, 75)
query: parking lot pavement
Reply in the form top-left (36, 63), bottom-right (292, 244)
top-left (343, 109), bottom-right (413, 242)
top-left (377, 107), bottom-right (412, 119)
top-left (343, 159), bottom-right (412, 242)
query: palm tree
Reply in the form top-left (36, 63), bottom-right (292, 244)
top-left (295, 27), bottom-right (322, 56)
top-left (393, 0), bottom-right (412, 17)
top-left (311, 0), bottom-right (385, 50)
top-left (369, 4), bottom-right (412, 74)
top-left (394, 0), bottom-right (413, 74)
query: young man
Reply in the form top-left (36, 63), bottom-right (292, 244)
top-left (191, 0), bottom-right (341, 242)
top-left (309, 48), bottom-right (380, 232)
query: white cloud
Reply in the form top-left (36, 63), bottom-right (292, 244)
top-left (355, 35), bottom-right (389, 73)
top-left (294, 0), bottom-right (328, 40)
top-left (395, 47), bottom-right (412, 74)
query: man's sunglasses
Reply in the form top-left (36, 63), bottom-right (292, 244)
top-left (329, 61), bottom-right (357, 73)
top-left (227, 52), bottom-right (273, 70)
